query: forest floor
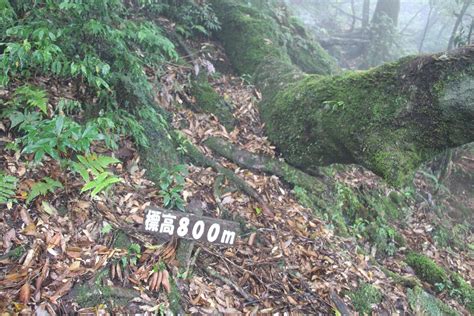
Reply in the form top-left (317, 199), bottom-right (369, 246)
top-left (0, 37), bottom-right (473, 314)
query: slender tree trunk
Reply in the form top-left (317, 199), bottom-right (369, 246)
top-left (419, 3), bottom-right (434, 53)
top-left (350, 0), bottom-right (356, 31)
top-left (362, 0), bottom-right (370, 29)
top-left (448, 0), bottom-right (472, 50)
top-left (468, 18), bottom-right (474, 44)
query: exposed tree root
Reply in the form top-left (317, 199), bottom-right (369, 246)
top-left (174, 132), bottom-right (274, 218)
top-left (202, 265), bottom-right (255, 302)
top-left (203, 136), bottom-right (335, 209)
top-left (329, 290), bottom-right (352, 316)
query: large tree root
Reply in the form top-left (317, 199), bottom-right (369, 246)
top-left (203, 136), bottom-right (336, 209)
top-left (174, 131), bottom-right (274, 217)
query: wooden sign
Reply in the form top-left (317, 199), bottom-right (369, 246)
top-left (143, 207), bottom-right (240, 246)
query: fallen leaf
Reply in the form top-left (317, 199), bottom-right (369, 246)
top-left (161, 269), bottom-right (171, 293)
top-left (19, 282), bottom-right (31, 304)
top-left (3, 229), bottom-right (16, 251)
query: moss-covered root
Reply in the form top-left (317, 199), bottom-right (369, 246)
top-left (405, 253), bottom-right (448, 285)
top-left (203, 136), bottom-right (334, 203)
top-left (407, 286), bottom-right (459, 316)
top-left (264, 47), bottom-right (474, 186)
top-left (174, 131), bottom-right (273, 217)
top-left (69, 268), bottom-right (139, 309)
top-left (114, 75), bottom-right (182, 179)
top-left (191, 77), bottom-right (236, 131)
top-left (405, 253), bottom-right (474, 313)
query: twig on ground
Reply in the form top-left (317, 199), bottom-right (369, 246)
top-left (202, 265), bottom-right (255, 302)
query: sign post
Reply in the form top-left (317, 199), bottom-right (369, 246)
top-left (143, 207), bottom-right (240, 246)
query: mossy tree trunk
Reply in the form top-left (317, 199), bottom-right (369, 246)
top-left (211, 0), bottom-right (474, 186)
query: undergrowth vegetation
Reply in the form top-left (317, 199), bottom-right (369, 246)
top-left (0, 0), bottom-right (193, 201)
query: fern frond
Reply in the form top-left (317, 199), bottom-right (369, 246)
top-left (27, 177), bottom-right (63, 204)
top-left (0, 173), bottom-right (18, 204)
top-left (14, 85), bottom-right (49, 114)
top-left (72, 154), bottom-right (121, 196)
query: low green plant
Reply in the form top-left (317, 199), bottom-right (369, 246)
top-left (72, 154), bottom-right (121, 197)
top-left (1, 0), bottom-right (179, 151)
top-left (349, 283), bottom-right (382, 315)
top-left (170, 2), bottom-right (221, 38)
top-left (101, 223), bottom-right (113, 235)
top-left (56, 98), bottom-right (82, 116)
top-left (8, 245), bottom-right (26, 261)
top-left (13, 85), bottom-right (49, 114)
top-left (0, 172), bottom-right (18, 204)
top-left (367, 220), bottom-right (398, 256)
top-left (27, 177), bottom-right (63, 204)
top-left (122, 243), bottom-right (141, 267)
top-left (451, 273), bottom-right (474, 313)
top-left (20, 115), bottom-right (103, 162)
top-left (159, 164), bottom-right (188, 211)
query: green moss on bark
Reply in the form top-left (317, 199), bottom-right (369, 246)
top-left (191, 77), bottom-right (236, 131)
top-left (285, 17), bottom-right (338, 75)
top-left (210, 0), bottom-right (289, 76)
top-left (262, 50), bottom-right (474, 186)
top-left (210, 0), bottom-right (337, 77)
top-left (405, 253), bottom-right (448, 285)
top-left (114, 75), bottom-right (182, 179)
top-left (407, 286), bottom-right (458, 316)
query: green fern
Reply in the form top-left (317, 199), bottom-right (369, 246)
top-left (27, 177), bottom-right (63, 204)
top-left (81, 172), bottom-right (121, 197)
top-left (72, 154), bottom-right (122, 196)
top-left (0, 172), bottom-right (18, 204)
top-left (14, 85), bottom-right (49, 114)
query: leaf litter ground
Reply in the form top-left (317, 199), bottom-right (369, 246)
top-left (0, 41), bottom-right (472, 314)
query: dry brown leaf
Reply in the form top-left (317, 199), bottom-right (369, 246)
top-left (22, 223), bottom-right (37, 236)
top-left (116, 263), bottom-right (123, 282)
top-left (69, 261), bottom-right (81, 271)
top-left (149, 271), bottom-right (158, 291)
top-left (155, 271), bottom-right (163, 292)
top-left (110, 264), bottom-right (116, 280)
top-left (3, 228), bottom-right (16, 251)
top-left (19, 207), bottom-right (33, 225)
top-left (48, 279), bottom-right (72, 305)
top-left (19, 282), bottom-right (31, 304)
top-left (161, 269), bottom-right (171, 293)
top-left (34, 258), bottom-right (49, 297)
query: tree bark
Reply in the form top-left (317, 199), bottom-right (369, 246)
top-left (448, 0), bottom-right (472, 50)
top-left (362, 0), bottom-right (401, 67)
top-left (211, 0), bottom-right (474, 186)
top-left (371, 0), bottom-right (400, 27)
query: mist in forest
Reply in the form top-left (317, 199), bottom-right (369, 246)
top-left (285, 0), bottom-right (473, 69)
